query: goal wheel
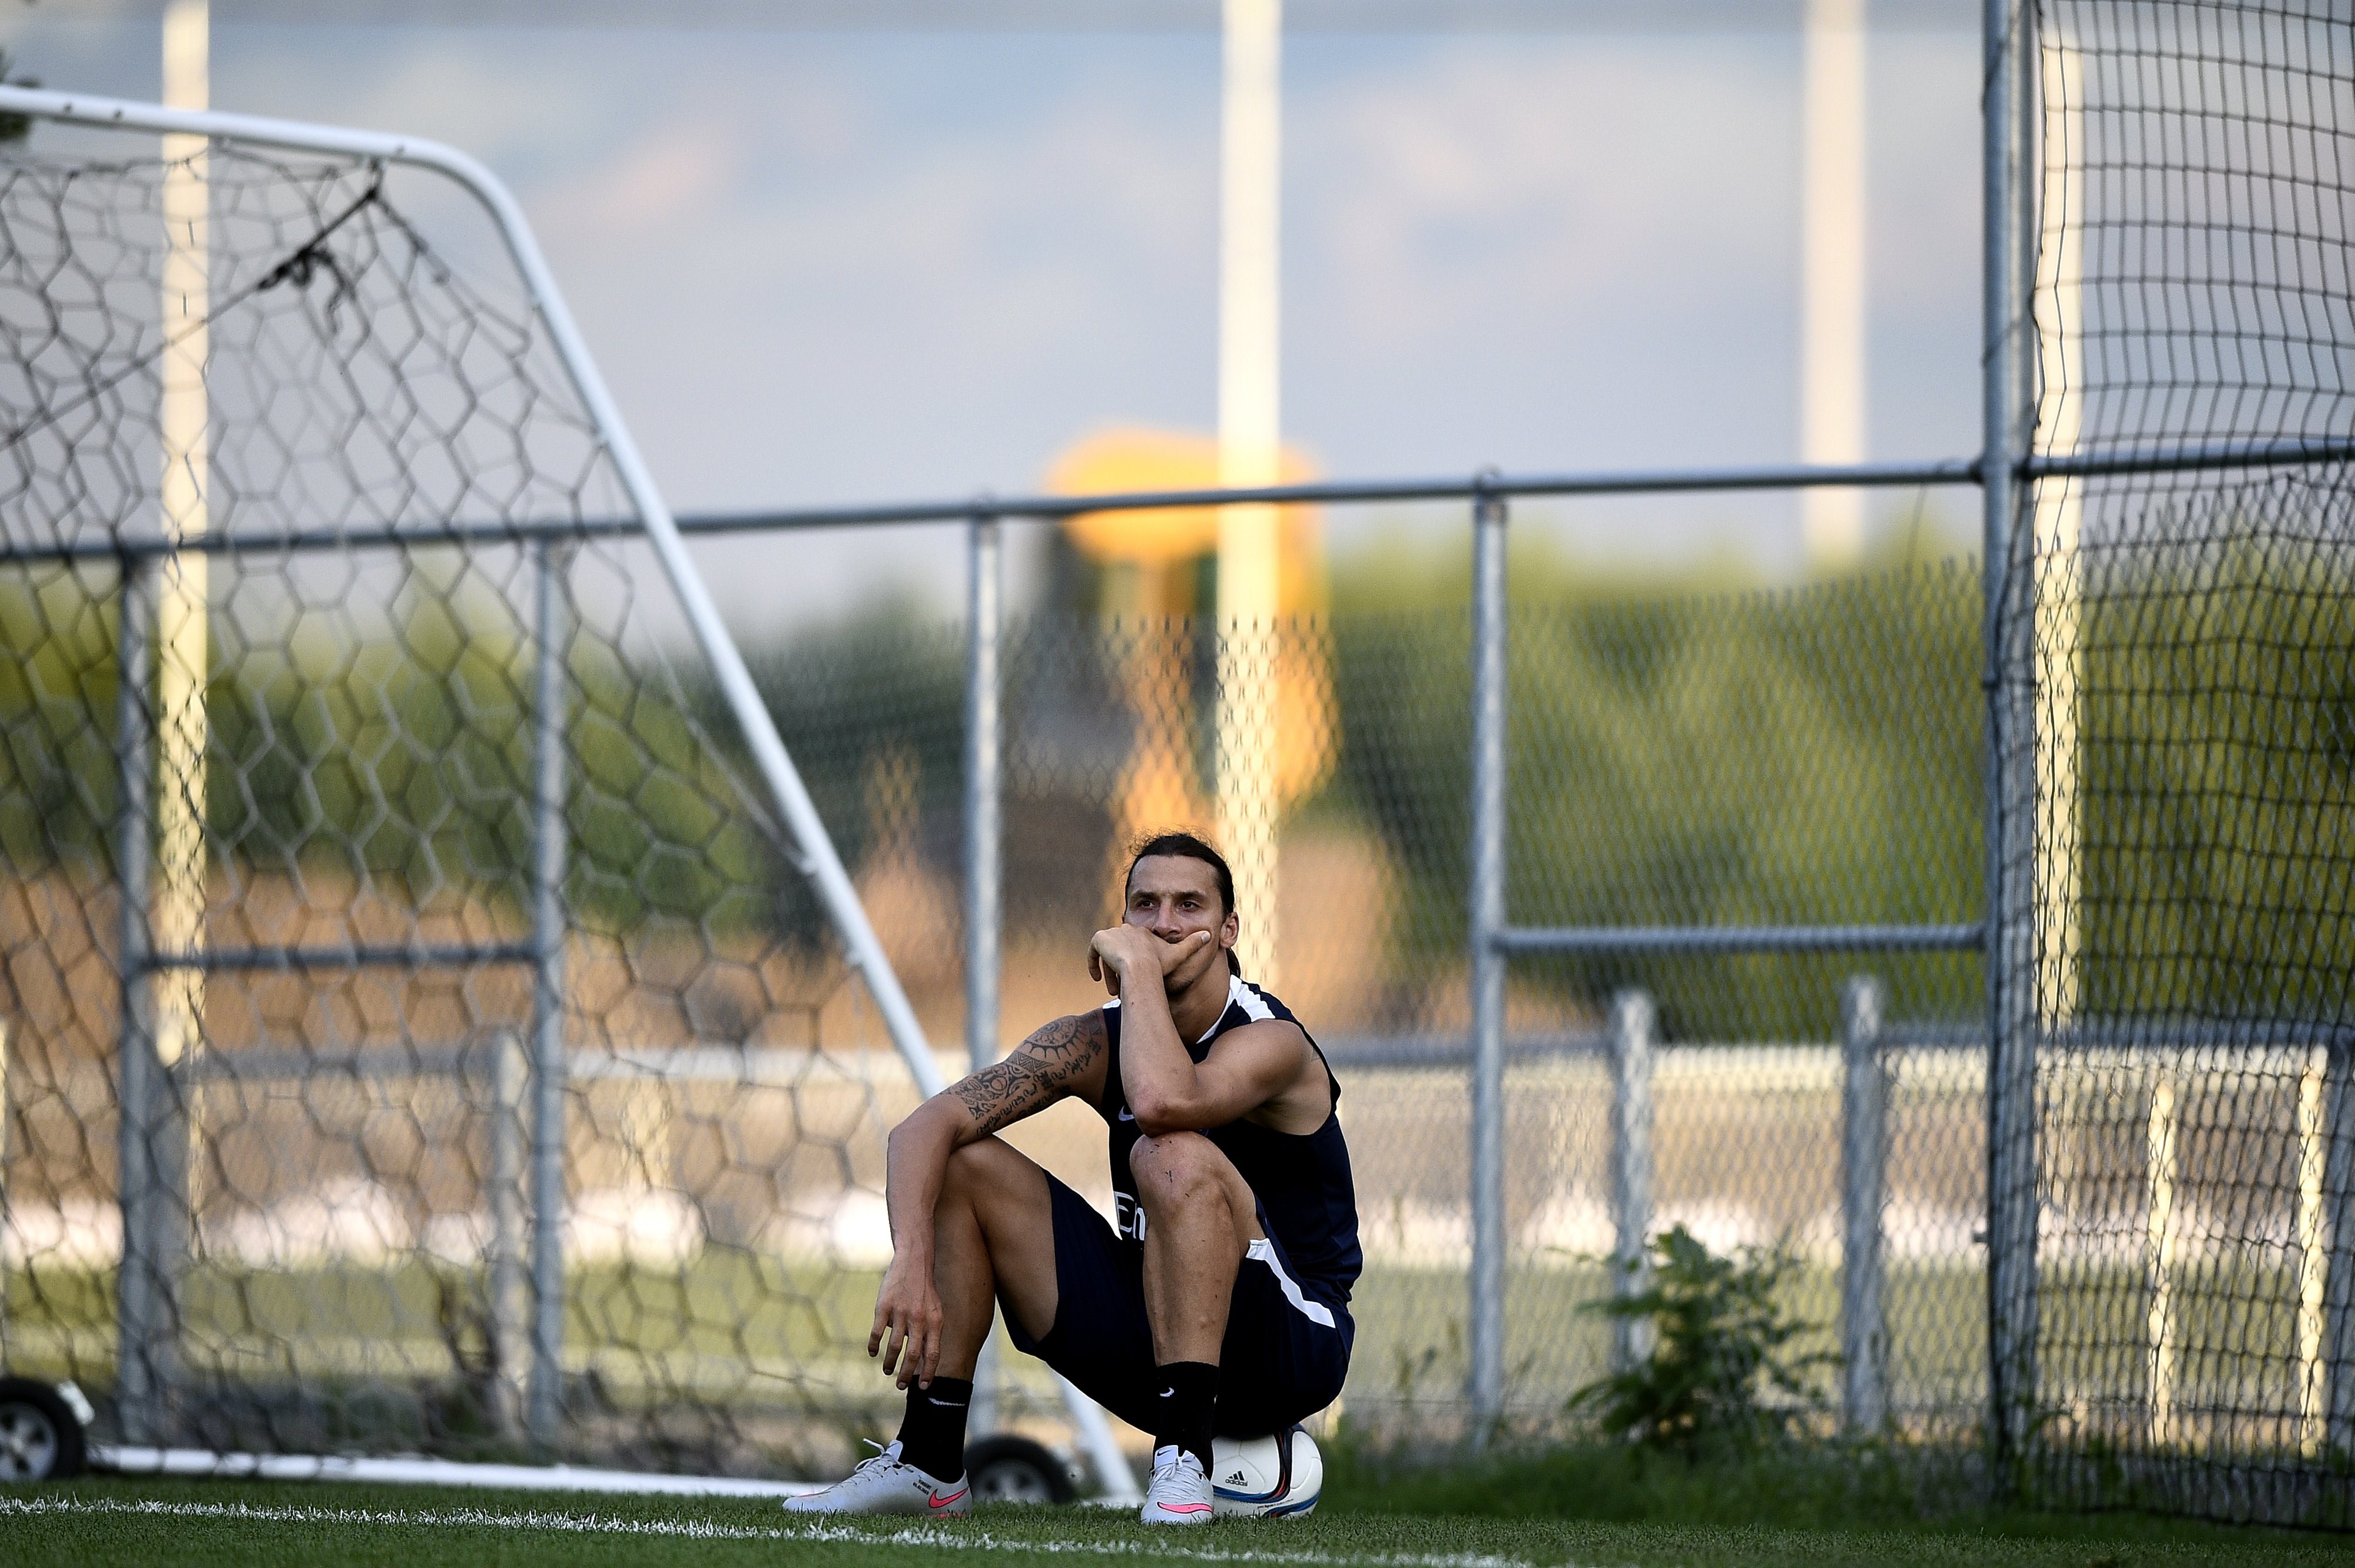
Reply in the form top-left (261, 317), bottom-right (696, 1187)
top-left (964, 1433), bottom-right (1076, 1504)
top-left (0, 1378), bottom-right (88, 1483)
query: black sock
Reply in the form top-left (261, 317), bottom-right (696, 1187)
top-left (894, 1376), bottom-right (973, 1482)
top-left (1151, 1361), bottom-right (1219, 1473)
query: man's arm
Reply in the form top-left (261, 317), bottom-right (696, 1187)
top-left (1093, 929), bottom-right (1305, 1136)
top-left (882, 1008), bottom-right (1106, 1255)
top-left (1122, 1013), bottom-right (1307, 1138)
top-left (868, 1009), bottom-right (1107, 1388)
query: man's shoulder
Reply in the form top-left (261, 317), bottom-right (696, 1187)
top-left (1014, 1006), bottom-right (1112, 1065)
top-left (1221, 981), bottom-right (1318, 1055)
top-left (1229, 979), bottom-right (1302, 1029)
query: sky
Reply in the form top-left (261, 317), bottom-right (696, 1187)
top-left (0, 1), bottom-right (1989, 636)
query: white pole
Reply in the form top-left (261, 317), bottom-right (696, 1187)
top-left (1800, 0), bottom-right (1869, 573)
top-left (0, 1019), bottom-right (9, 1359)
top-left (2298, 1053), bottom-right (2329, 1455)
top-left (2147, 1072), bottom-right (2178, 1449)
top-left (1216, 0), bottom-right (1283, 988)
top-left (2033, 41), bottom-right (2085, 1029)
top-left (156, 0), bottom-right (209, 1090)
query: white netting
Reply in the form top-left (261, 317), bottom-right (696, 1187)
top-left (0, 138), bottom-right (924, 1474)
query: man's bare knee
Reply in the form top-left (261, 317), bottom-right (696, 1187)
top-left (943, 1135), bottom-right (1031, 1197)
top-left (1129, 1132), bottom-right (1245, 1218)
top-left (940, 1138), bottom-right (1053, 1246)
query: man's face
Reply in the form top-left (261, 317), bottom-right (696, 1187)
top-left (1124, 855), bottom-right (1239, 990)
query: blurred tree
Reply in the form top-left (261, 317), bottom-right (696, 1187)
top-left (0, 48), bottom-right (39, 144)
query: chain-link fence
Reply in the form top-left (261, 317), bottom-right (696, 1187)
top-left (929, 591), bottom-right (1989, 1449)
top-left (0, 544), bottom-right (2000, 1458)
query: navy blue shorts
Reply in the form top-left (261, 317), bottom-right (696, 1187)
top-left (1003, 1174), bottom-right (1353, 1437)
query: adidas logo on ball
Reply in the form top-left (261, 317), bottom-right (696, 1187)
top-left (1209, 1427), bottom-right (1322, 1519)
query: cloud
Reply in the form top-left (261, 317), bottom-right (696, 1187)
top-left (1289, 36), bottom-right (1799, 357)
top-left (517, 56), bottom-right (1223, 516)
top-left (539, 114), bottom-right (744, 232)
top-left (0, 15), bottom-right (1986, 609)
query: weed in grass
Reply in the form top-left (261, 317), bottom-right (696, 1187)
top-left (1567, 1224), bottom-right (1835, 1456)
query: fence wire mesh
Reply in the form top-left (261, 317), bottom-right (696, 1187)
top-left (2014, 0), bottom-right (2355, 1524)
top-left (691, 592), bottom-right (1998, 1452)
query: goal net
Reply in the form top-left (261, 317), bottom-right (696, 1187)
top-left (2013, 0), bottom-right (2355, 1521)
top-left (0, 111), bottom-right (953, 1476)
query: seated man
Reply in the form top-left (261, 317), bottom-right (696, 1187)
top-left (786, 831), bottom-right (1361, 1524)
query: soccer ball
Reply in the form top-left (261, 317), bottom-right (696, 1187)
top-left (1210, 1425), bottom-right (1322, 1518)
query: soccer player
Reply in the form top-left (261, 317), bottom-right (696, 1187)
top-left (785, 831), bottom-right (1361, 1524)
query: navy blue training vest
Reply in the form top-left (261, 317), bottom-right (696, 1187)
top-left (1094, 975), bottom-right (1364, 1306)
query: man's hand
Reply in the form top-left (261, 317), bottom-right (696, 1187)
top-left (1089, 924), bottom-right (1211, 995)
top-left (868, 1252), bottom-right (943, 1390)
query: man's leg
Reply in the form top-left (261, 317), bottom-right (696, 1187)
top-left (927, 1137), bottom-right (1062, 1374)
top-left (894, 1138), bottom-right (1061, 1480)
top-left (788, 1138), bottom-right (1062, 1511)
top-left (1128, 1131), bottom-right (1261, 1501)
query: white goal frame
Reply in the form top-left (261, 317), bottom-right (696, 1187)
top-left (0, 84), bottom-right (1137, 1501)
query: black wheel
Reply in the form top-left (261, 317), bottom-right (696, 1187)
top-left (0, 1378), bottom-right (87, 1483)
top-left (964, 1433), bottom-right (1075, 1505)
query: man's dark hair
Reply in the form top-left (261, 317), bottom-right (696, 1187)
top-left (1124, 830), bottom-right (1242, 976)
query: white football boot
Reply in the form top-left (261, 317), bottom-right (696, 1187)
top-left (1139, 1444), bottom-right (1216, 1525)
top-left (781, 1440), bottom-right (971, 1516)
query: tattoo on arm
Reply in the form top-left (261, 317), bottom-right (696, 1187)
top-left (950, 1011), bottom-right (1104, 1135)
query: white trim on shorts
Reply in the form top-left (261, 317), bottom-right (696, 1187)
top-left (1246, 1237), bottom-right (1337, 1328)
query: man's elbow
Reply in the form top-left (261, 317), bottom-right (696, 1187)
top-left (891, 1094), bottom-right (960, 1151)
top-left (1130, 1094), bottom-right (1208, 1139)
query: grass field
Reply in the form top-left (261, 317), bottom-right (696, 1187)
top-left (3, 1472), bottom-right (2348, 1568)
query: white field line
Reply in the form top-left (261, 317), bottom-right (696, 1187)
top-left (0, 1494), bottom-right (1553, 1568)
top-left (91, 1444), bottom-right (822, 1497)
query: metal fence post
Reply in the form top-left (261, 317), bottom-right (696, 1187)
top-left (1466, 485), bottom-right (1509, 1443)
top-left (113, 555), bottom-right (182, 1446)
top-left (964, 510), bottom-right (1004, 1440)
top-left (1610, 988), bottom-right (1657, 1376)
top-left (1841, 975), bottom-right (1890, 1433)
top-left (963, 513), bottom-right (1003, 1077)
top-left (1982, 0), bottom-right (2042, 1486)
top-left (488, 1028), bottom-right (528, 1439)
top-left (525, 539), bottom-right (571, 1447)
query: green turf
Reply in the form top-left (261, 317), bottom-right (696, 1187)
top-left (0, 1476), bottom-right (2342, 1568)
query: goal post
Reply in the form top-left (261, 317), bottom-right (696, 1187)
top-left (3, 88), bottom-right (942, 1095)
top-left (0, 85), bottom-right (1134, 1493)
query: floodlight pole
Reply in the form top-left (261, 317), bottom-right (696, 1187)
top-left (1217, 0), bottom-right (1286, 988)
top-left (1800, 0), bottom-right (1869, 572)
top-left (1981, 0), bottom-right (2042, 1488)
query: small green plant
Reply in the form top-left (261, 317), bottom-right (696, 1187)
top-left (1567, 1223), bottom-right (1833, 1454)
